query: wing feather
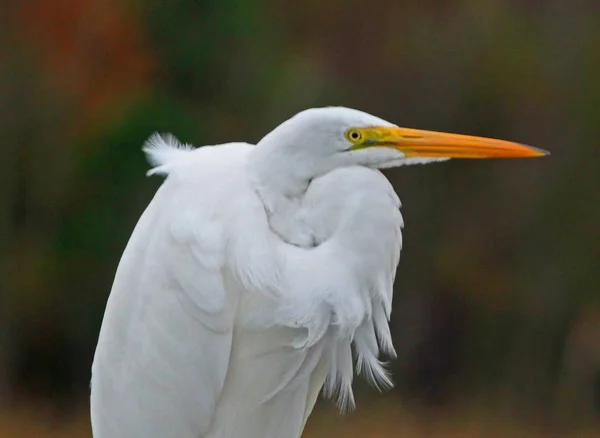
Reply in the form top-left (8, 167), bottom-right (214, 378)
top-left (92, 136), bottom-right (332, 438)
top-left (91, 137), bottom-right (244, 438)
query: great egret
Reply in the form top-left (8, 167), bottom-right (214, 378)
top-left (90, 107), bottom-right (547, 438)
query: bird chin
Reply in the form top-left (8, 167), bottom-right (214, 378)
top-left (376, 156), bottom-right (451, 169)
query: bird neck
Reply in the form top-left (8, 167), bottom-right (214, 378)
top-left (247, 144), bottom-right (311, 216)
top-left (247, 142), bottom-right (327, 247)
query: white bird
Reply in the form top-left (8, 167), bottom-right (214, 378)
top-left (90, 107), bottom-right (547, 438)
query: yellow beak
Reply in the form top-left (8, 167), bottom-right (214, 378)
top-left (368, 127), bottom-right (548, 159)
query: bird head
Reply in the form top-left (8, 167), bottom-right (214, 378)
top-left (258, 107), bottom-right (548, 171)
top-left (251, 107), bottom-right (548, 198)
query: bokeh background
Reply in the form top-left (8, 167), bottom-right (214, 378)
top-left (2, 0), bottom-right (600, 436)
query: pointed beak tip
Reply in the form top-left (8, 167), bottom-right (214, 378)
top-left (525, 144), bottom-right (551, 157)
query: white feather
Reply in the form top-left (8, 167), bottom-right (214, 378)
top-left (91, 107), bottom-right (413, 438)
top-left (143, 133), bottom-right (195, 176)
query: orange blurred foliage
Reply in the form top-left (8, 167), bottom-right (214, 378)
top-left (15, 0), bottom-right (152, 132)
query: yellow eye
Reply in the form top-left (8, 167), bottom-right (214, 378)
top-left (345, 129), bottom-right (363, 143)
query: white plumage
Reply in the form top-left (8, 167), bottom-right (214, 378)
top-left (90, 107), bottom-right (546, 438)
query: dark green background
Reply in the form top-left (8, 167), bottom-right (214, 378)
top-left (1, 0), bottom-right (599, 436)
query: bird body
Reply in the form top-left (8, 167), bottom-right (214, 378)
top-left (91, 107), bottom-right (546, 438)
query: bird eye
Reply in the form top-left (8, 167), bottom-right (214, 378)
top-left (346, 129), bottom-right (363, 143)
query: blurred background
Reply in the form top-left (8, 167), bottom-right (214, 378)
top-left (1, 0), bottom-right (599, 436)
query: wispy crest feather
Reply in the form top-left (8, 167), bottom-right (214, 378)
top-left (143, 133), bottom-right (195, 176)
